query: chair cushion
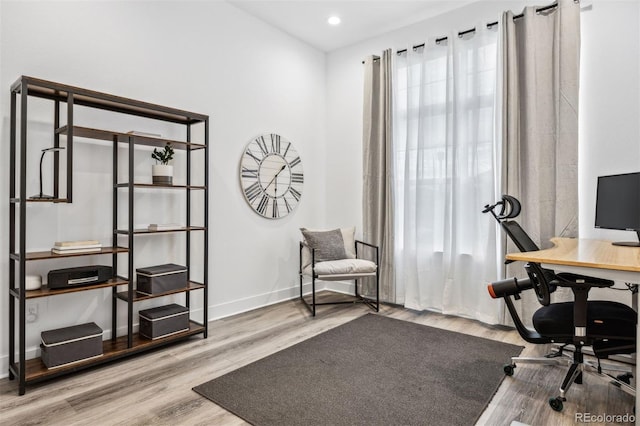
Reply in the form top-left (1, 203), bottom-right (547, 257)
top-left (533, 301), bottom-right (637, 341)
top-left (302, 259), bottom-right (377, 278)
top-left (300, 227), bottom-right (356, 269)
top-left (300, 228), bottom-right (346, 261)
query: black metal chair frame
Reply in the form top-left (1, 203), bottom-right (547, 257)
top-left (299, 240), bottom-right (380, 317)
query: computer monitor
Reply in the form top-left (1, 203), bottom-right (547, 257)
top-left (594, 172), bottom-right (640, 247)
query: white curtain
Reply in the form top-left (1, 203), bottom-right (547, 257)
top-left (393, 25), bottom-right (502, 323)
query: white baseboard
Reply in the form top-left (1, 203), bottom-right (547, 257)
top-left (0, 281), bottom-right (355, 380)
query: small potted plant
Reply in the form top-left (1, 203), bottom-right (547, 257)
top-left (151, 143), bottom-right (175, 185)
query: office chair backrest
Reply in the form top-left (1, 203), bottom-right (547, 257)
top-left (483, 195), bottom-right (555, 306)
top-left (502, 221), bottom-right (540, 253)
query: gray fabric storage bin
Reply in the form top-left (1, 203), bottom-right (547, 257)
top-left (41, 322), bottom-right (103, 369)
top-left (139, 303), bottom-right (189, 340)
top-left (136, 263), bottom-right (187, 295)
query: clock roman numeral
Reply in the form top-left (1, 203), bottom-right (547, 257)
top-left (256, 136), bottom-right (269, 155)
top-left (282, 142), bottom-right (291, 158)
top-left (246, 149), bottom-right (262, 165)
top-left (283, 197), bottom-right (292, 213)
top-left (272, 198), bottom-right (279, 218)
top-left (242, 167), bottom-right (258, 179)
top-left (270, 134), bottom-right (281, 154)
top-left (290, 187), bottom-right (301, 201)
top-left (289, 156), bottom-right (301, 168)
top-left (291, 173), bottom-right (304, 184)
top-left (256, 194), bottom-right (269, 215)
top-left (244, 181), bottom-right (262, 202)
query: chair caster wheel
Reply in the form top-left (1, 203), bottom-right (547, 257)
top-left (549, 397), bottom-right (564, 412)
top-left (503, 364), bottom-right (515, 376)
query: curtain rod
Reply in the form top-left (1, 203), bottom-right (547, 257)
top-left (362, 1), bottom-right (577, 64)
top-left (396, 1), bottom-right (565, 54)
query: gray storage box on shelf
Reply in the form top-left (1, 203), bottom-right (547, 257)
top-left (40, 322), bottom-right (103, 369)
top-left (136, 263), bottom-right (187, 295)
top-left (139, 303), bottom-right (189, 340)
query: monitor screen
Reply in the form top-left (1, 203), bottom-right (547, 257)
top-left (595, 172), bottom-right (640, 246)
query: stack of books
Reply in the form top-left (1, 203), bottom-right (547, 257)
top-left (52, 240), bottom-right (102, 254)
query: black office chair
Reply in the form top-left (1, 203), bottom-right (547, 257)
top-left (483, 195), bottom-right (636, 411)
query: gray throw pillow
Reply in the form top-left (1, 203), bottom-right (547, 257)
top-left (300, 228), bottom-right (347, 261)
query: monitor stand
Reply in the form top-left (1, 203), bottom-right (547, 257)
top-left (612, 230), bottom-right (640, 247)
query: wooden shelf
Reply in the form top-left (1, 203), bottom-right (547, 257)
top-left (19, 277), bottom-right (129, 299)
top-left (116, 281), bottom-right (205, 302)
top-left (10, 246), bottom-right (128, 262)
top-left (11, 198), bottom-right (70, 204)
top-left (12, 321), bottom-right (205, 383)
top-left (14, 76), bottom-right (208, 125)
top-left (114, 183), bottom-right (206, 190)
top-left (57, 125), bottom-right (206, 150)
top-left (9, 76), bottom-right (209, 395)
top-left (115, 227), bottom-right (206, 235)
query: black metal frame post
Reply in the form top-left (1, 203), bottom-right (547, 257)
top-left (112, 135), bottom-right (119, 342)
top-left (203, 118), bottom-right (209, 338)
top-left (53, 101), bottom-right (60, 199)
top-left (186, 124), bottom-right (191, 310)
top-left (18, 83), bottom-right (28, 395)
top-left (127, 136), bottom-right (134, 347)
top-left (66, 93), bottom-right (73, 202)
top-left (8, 89), bottom-right (17, 382)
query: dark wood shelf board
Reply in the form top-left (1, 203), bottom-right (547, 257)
top-left (116, 281), bottom-right (205, 302)
top-left (114, 183), bottom-right (206, 190)
top-left (13, 247), bottom-right (129, 261)
top-left (21, 277), bottom-right (129, 299)
top-left (115, 227), bottom-right (206, 235)
top-left (14, 76), bottom-right (207, 124)
top-left (12, 198), bottom-right (70, 204)
top-left (57, 125), bottom-right (206, 150)
top-left (15, 322), bottom-right (205, 383)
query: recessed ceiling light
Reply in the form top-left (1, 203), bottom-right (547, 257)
top-left (327, 16), bottom-right (341, 26)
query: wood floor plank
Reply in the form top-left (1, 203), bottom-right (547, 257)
top-left (0, 292), bottom-right (634, 425)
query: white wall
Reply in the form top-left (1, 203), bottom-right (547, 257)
top-left (579, 0), bottom-right (640, 241)
top-left (326, 0), bottom-right (640, 241)
top-left (0, 1), bottom-right (327, 375)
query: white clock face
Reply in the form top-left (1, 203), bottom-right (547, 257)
top-left (240, 134), bottom-right (303, 219)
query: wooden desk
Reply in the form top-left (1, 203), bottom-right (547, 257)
top-left (506, 237), bottom-right (640, 284)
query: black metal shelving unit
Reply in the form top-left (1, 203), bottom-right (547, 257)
top-left (8, 76), bottom-right (209, 395)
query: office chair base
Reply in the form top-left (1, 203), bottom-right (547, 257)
top-left (506, 353), bottom-right (635, 412)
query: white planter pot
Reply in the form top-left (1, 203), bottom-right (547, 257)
top-left (152, 164), bottom-right (173, 185)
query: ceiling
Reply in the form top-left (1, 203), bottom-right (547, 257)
top-left (227, 1), bottom-right (475, 52)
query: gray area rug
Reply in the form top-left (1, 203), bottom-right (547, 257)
top-left (193, 314), bottom-right (523, 426)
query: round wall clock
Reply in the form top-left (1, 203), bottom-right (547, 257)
top-left (240, 133), bottom-right (304, 219)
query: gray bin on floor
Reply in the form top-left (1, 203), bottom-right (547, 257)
top-left (139, 303), bottom-right (189, 340)
top-left (41, 322), bottom-right (103, 369)
top-left (136, 263), bottom-right (188, 295)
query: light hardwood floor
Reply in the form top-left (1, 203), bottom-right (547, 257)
top-left (0, 293), bottom-right (635, 425)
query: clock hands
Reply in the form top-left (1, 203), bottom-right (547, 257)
top-left (264, 164), bottom-right (287, 194)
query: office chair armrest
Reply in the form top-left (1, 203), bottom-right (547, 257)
top-left (553, 273), bottom-right (614, 345)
